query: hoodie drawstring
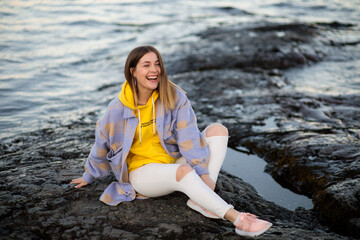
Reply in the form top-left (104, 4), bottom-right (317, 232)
top-left (152, 96), bottom-right (155, 136)
top-left (137, 96), bottom-right (156, 145)
top-left (137, 109), bottom-right (141, 145)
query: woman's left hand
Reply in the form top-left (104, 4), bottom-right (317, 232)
top-left (200, 174), bottom-right (215, 191)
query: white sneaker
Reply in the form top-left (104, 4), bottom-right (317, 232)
top-left (234, 212), bottom-right (272, 237)
top-left (186, 199), bottom-right (221, 219)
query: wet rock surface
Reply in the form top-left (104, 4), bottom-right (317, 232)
top-left (0, 123), bottom-right (349, 239)
top-left (1, 21), bottom-right (359, 239)
top-left (169, 21), bottom-right (360, 237)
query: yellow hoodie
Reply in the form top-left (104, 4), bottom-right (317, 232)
top-left (119, 81), bottom-right (176, 173)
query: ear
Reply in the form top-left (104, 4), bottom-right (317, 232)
top-left (130, 67), bottom-right (136, 77)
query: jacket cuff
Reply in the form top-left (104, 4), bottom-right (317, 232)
top-left (194, 164), bottom-right (209, 176)
top-left (82, 171), bottom-right (95, 184)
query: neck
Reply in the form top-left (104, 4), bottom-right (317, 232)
top-left (137, 89), bottom-right (153, 105)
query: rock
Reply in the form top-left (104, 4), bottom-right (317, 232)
top-left (0, 124), bottom-right (352, 239)
top-left (0, 20), bottom-right (359, 239)
top-left (0, 122), bottom-right (351, 239)
top-left (165, 22), bottom-right (324, 75)
top-left (315, 178), bottom-right (360, 236)
top-left (103, 227), bottom-right (137, 240)
top-left (166, 21), bottom-right (359, 238)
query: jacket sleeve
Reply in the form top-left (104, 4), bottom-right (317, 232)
top-left (175, 100), bottom-right (210, 176)
top-left (82, 120), bottom-right (111, 184)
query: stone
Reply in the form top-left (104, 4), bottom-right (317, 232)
top-left (0, 20), bottom-right (359, 239)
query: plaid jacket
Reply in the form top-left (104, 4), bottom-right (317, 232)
top-left (82, 88), bottom-right (210, 206)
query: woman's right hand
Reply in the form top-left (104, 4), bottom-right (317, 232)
top-left (200, 174), bottom-right (216, 191)
top-left (70, 177), bottom-right (88, 188)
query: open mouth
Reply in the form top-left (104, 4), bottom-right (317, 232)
top-left (146, 76), bottom-right (158, 81)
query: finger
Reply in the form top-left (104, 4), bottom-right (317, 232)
top-left (75, 181), bottom-right (87, 189)
top-left (205, 178), bottom-right (215, 190)
top-left (75, 183), bottom-right (84, 188)
top-left (70, 179), bottom-right (81, 184)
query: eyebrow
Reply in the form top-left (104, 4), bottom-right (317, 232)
top-left (141, 60), bottom-right (160, 64)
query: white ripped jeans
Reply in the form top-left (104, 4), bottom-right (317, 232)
top-left (129, 125), bottom-right (233, 218)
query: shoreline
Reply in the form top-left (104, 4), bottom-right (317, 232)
top-left (1, 20), bottom-right (359, 238)
top-left (167, 20), bottom-right (360, 237)
top-left (0, 121), bottom-right (350, 239)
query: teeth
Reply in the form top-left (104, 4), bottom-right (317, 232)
top-left (147, 76), bottom-right (157, 80)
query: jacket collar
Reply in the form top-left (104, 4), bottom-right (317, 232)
top-left (155, 101), bottom-right (164, 139)
top-left (123, 105), bottom-right (136, 119)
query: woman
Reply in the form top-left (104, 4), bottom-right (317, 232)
top-left (71, 45), bottom-right (272, 237)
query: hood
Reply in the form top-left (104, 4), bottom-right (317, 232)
top-left (119, 81), bottom-right (158, 110)
top-left (119, 81), bottom-right (158, 145)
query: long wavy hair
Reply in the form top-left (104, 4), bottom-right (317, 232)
top-left (124, 45), bottom-right (179, 112)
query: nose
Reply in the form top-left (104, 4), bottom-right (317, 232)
top-left (150, 63), bottom-right (158, 72)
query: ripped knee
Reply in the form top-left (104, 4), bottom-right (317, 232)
top-left (205, 123), bottom-right (228, 138)
top-left (176, 165), bottom-right (193, 182)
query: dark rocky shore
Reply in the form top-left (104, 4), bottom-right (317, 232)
top-left (1, 20), bottom-right (359, 239)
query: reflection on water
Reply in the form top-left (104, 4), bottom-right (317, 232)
top-left (222, 147), bottom-right (313, 211)
top-left (0, 0), bottom-right (359, 139)
top-left (252, 116), bottom-right (278, 132)
top-left (286, 60), bottom-right (360, 96)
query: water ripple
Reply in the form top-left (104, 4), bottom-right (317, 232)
top-left (0, 0), bottom-right (359, 139)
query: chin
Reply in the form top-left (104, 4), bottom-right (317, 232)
top-left (148, 83), bottom-right (159, 90)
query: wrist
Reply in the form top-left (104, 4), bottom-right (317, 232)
top-left (200, 174), bottom-right (211, 182)
top-left (83, 172), bottom-right (94, 184)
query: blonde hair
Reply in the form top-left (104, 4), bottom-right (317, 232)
top-left (124, 45), bottom-right (179, 112)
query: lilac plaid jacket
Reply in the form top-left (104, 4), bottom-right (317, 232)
top-left (82, 88), bottom-right (210, 206)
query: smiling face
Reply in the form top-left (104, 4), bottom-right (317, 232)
top-left (131, 51), bottom-right (161, 98)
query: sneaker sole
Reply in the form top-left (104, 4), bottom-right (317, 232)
top-left (235, 222), bottom-right (273, 237)
top-left (186, 200), bottom-right (221, 219)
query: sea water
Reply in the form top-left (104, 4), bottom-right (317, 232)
top-left (223, 147), bottom-right (313, 211)
top-left (1, 0), bottom-right (359, 138)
